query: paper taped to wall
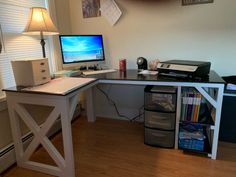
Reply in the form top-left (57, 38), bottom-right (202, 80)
top-left (100, 0), bottom-right (122, 26)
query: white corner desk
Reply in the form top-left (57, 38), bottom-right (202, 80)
top-left (3, 70), bottom-right (225, 177)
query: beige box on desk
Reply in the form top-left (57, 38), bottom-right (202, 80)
top-left (11, 58), bottom-right (51, 86)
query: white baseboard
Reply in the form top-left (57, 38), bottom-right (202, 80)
top-left (0, 143), bottom-right (17, 174)
top-left (0, 119), bottom-right (61, 174)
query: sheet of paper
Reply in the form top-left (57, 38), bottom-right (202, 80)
top-left (138, 70), bottom-right (158, 75)
top-left (226, 83), bottom-right (236, 91)
top-left (22, 77), bottom-right (97, 95)
top-left (100, 0), bottom-right (122, 26)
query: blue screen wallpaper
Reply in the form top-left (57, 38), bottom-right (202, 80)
top-left (60, 35), bottom-right (104, 63)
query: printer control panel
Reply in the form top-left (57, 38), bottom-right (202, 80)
top-left (157, 63), bottom-right (198, 72)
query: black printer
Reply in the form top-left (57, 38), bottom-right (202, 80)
top-left (157, 60), bottom-right (211, 79)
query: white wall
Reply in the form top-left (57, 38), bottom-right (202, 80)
top-left (67, 0), bottom-right (236, 76)
top-left (94, 84), bottom-right (145, 120)
top-left (54, 0), bottom-right (236, 119)
top-left (53, 0), bottom-right (72, 35)
top-left (50, 0), bottom-right (72, 70)
top-left (0, 109), bottom-right (12, 148)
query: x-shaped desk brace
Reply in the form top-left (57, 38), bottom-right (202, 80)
top-left (6, 86), bottom-right (95, 177)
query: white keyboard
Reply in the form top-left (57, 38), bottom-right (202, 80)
top-left (82, 69), bottom-right (117, 76)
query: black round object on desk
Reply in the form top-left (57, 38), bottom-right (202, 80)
top-left (137, 57), bottom-right (148, 71)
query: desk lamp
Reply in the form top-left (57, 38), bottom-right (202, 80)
top-left (23, 7), bottom-right (59, 58)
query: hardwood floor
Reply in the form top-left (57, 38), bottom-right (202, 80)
top-left (2, 117), bottom-right (236, 177)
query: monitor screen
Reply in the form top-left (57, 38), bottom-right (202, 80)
top-left (59, 35), bottom-right (105, 64)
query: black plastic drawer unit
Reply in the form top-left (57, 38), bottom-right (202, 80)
top-left (144, 128), bottom-right (175, 148)
top-left (144, 86), bottom-right (177, 148)
top-left (145, 111), bottom-right (176, 130)
top-left (144, 86), bottom-right (177, 112)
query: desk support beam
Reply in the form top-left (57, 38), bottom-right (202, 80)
top-left (60, 98), bottom-right (75, 177)
top-left (211, 86), bottom-right (224, 159)
top-left (86, 87), bottom-right (96, 122)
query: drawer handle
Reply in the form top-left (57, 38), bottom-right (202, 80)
top-left (40, 62), bottom-right (45, 66)
top-left (41, 69), bottom-right (46, 73)
top-left (152, 115), bottom-right (168, 120)
top-left (149, 121), bottom-right (169, 126)
top-left (42, 77), bottom-right (47, 80)
top-left (160, 117), bottom-right (169, 120)
top-left (151, 133), bottom-right (166, 137)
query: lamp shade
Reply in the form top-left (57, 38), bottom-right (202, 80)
top-left (23, 7), bottom-right (59, 35)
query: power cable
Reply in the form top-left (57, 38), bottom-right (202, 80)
top-left (96, 85), bottom-right (144, 122)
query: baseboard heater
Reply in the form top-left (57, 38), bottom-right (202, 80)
top-left (0, 119), bottom-right (61, 174)
top-left (0, 133), bottom-right (34, 174)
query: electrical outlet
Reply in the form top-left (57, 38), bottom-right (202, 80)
top-left (182, 0), bottom-right (214, 6)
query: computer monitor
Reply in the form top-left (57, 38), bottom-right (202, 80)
top-left (59, 35), bottom-right (105, 69)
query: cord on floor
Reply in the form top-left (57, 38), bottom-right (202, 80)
top-left (96, 85), bottom-right (144, 122)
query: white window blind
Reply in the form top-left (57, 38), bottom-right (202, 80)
top-left (0, 0), bottom-right (53, 98)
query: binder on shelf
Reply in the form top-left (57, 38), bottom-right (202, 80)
top-left (181, 92), bottom-right (187, 121)
top-left (194, 93), bottom-right (202, 122)
top-left (181, 88), bottom-right (210, 124)
top-left (186, 92), bottom-right (194, 121)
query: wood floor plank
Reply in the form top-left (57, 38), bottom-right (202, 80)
top-left (2, 117), bottom-right (236, 177)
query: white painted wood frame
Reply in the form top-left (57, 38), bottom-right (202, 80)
top-left (98, 79), bottom-right (225, 160)
top-left (4, 78), bottom-right (224, 177)
top-left (5, 81), bottom-right (97, 177)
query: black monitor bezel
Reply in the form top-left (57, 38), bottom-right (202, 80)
top-left (59, 34), bottom-right (105, 64)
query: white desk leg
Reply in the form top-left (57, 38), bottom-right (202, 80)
top-left (60, 99), bottom-right (75, 177)
top-left (211, 86), bottom-right (224, 159)
top-left (196, 85), bottom-right (224, 159)
top-left (86, 87), bottom-right (96, 122)
top-left (5, 92), bottom-right (77, 177)
top-left (6, 97), bottom-right (24, 166)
